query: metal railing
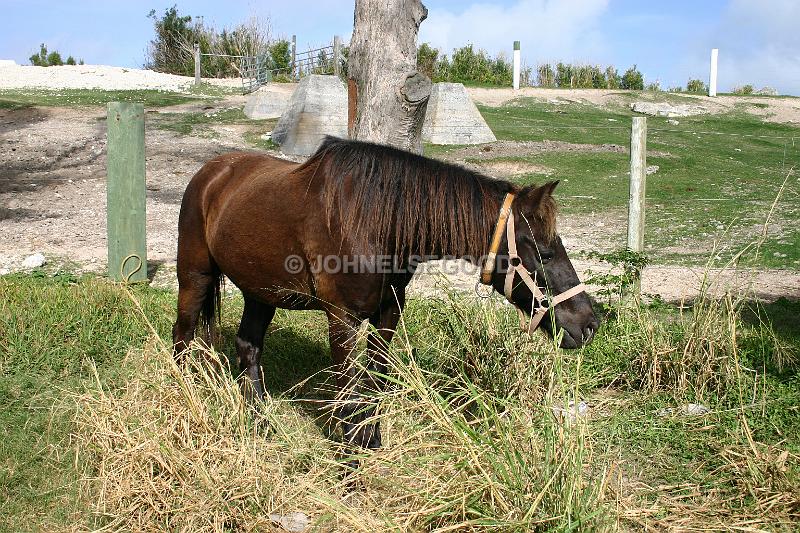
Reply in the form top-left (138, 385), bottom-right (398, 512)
top-left (237, 35), bottom-right (344, 94)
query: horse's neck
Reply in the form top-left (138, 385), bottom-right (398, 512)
top-left (412, 190), bottom-right (505, 264)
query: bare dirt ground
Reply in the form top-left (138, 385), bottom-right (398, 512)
top-left (2, 90), bottom-right (798, 302)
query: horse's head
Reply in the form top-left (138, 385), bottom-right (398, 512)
top-left (488, 182), bottom-right (599, 348)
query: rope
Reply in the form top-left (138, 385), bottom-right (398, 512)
top-left (120, 253), bottom-right (144, 284)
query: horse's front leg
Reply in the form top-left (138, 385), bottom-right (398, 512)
top-left (362, 290), bottom-right (405, 449)
top-left (326, 308), bottom-right (380, 457)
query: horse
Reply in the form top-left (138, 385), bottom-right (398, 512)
top-left (173, 136), bottom-right (599, 454)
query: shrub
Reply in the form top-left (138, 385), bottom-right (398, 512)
top-left (686, 78), bottom-right (708, 93)
top-left (605, 66), bottom-right (620, 89)
top-left (620, 64), bottom-right (644, 90)
top-left (646, 81), bottom-right (662, 92)
top-left (416, 42), bottom-right (438, 80)
top-left (29, 43), bottom-right (83, 67)
top-left (537, 63), bottom-right (556, 87)
top-left (733, 84), bottom-right (754, 95)
top-left (146, 5), bottom-right (276, 78)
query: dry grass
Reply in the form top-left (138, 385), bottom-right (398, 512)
top-left (73, 309), bottom-right (612, 532)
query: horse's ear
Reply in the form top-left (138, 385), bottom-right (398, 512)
top-left (520, 181), bottom-right (559, 205)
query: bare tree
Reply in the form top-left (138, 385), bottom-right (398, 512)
top-left (347, 0), bottom-right (431, 153)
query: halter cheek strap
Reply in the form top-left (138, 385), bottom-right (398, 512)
top-left (481, 193), bottom-right (587, 334)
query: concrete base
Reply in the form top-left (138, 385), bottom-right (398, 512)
top-left (272, 75), bottom-right (348, 156)
top-left (422, 83), bottom-right (496, 145)
top-left (243, 83), bottom-right (297, 119)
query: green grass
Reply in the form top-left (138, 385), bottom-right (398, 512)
top-left (1, 273), bottom-right (798, 530)
top-left (151, 107), bottom-right (277, 142)
top-left (0, 88), bottom-right (203, 109)
top-left (475, 98), bottom-right (800, 267)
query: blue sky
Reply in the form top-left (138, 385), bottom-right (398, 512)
top-left (1, 0), bottom-right (798, 94)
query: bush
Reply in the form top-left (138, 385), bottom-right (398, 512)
top-left (416, 43), bottom-right (518, 86)
top-left (29, 43), bottom-right (83, 67)
top-left (733, 84), bottom-right (754, 95)
top-left (416, 42), bottom-right (438, 80)
top-left (537, 63), bottom-right (555, 87)
top-left (620, 65), bottom-right (644, 90)
top-left (686, 78), bottom-right (708, 94)
top-left (146, 5), bottom-right (276, 78)
top-left (605, 66), bottom-right (620, 89)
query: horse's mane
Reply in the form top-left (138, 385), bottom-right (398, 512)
top-left (300, 136), bottom-right (555, 257)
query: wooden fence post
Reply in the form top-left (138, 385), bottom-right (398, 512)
top-left (194, 42), bottom-right (201, 85)
top-left (106, 102), bottom-right (147, 283)
top-left (512, 40), bottom-right (520, 90)
top-left (291, 35), bottom-right (297, 80)
top-left (333, 35), bottom-right (341, 77)
top-left (627, 116), bottom-right (647, 294)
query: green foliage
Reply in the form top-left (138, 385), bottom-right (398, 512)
top-left (416, 42), bottom-right (527, 86)
top-left (268, 39), bottom-right (291, 71)
top-left (605, 66), bottom-right (620, 89)
top-left (417, 42), bottom-right (438, 80)
top-left (29, 43), bottom-right (82, 67)
top-left (583, 249), bottom-right (650, 308)
top-left (733, 84), bottom-right (754, 95)
top-left (686, 78), bottom-right (708, 93)
top-left (537, 63), bottom-right (555, 87)
top-left (146, 5), bottom-right (276, 78)
top-left (620, 64), bottom-right (644, 90)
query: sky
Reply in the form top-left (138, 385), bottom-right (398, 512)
top-left (1, 0), bottom-right (798, 95)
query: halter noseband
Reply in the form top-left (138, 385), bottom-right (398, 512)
top-left (479, 193), bottom-right (587, 334)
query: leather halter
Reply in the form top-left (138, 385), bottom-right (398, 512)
top-left (479, 193), bottom-right (587, 334)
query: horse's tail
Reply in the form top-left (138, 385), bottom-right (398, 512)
top-left (199, 270), bottom-right (224, 344)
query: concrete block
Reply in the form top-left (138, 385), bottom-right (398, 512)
top-left (272, 75), bottom-right (348, 156)
top-left (422, 83), bottom-right (496, 145)
top-left (244, 83), bottom-right (297, 119)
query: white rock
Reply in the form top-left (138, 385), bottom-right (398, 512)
top-left (667, 119), bottom-right (680, 125)
top-left (631, 102), bottom-right (707, 118)
top-left (269, 512), bottom-right (310, 532)
top-left (0, 267), bottom-right (9, 275)
top-left (646, 165), bottom-right (659, 175)
top-left (553, 400), bottom-right (589, 422)
top-left (22, 253), bottom-right (47, 268)
top-left (683, 403), bottom-right (710, 415)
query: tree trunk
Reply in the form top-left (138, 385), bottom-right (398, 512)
top-left (348, 0), bottom-right (431, 153)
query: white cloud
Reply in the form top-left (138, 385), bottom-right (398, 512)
top-left (692, 0), bottom-right (800, 94)
top-left (419, 0), bottom-right (610, 65)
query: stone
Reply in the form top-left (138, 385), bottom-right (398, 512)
top-left (552, 400), bottom-right (589, 422)
top-left (272, 75), bottom-right (348, 156)
top-left (422, 83), bottom-right (496, 145)
top-left (243, 83), bottom-right (297, 119)
top-left (683, 403), bottom-right (710, 416)
top-left (22, 253), bottom-right (46, 269)
top-left (666, 119), bottom-right (680, 125)
top-left (269, 512), bottom-right (310, 532)
top-left (646, 165), bottom-right (659, 175)
top-left (631, 101), bottom-right (707, 118)
top-left (755, 86), bottom-right (777, 96)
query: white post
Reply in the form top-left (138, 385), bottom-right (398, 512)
top-left (512, 40), bottom-right (521, 90)
top-left (628, 117), bottom-right (647, 253)
top-left (709, 48), bottom-right (718, 97)
top-left (627, 116), bottom-right (647, 297)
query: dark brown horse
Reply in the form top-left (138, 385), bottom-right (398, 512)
top-left (173, 136), bottom-right (598, 452)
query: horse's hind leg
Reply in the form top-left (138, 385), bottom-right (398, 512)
top-left (236, 296), bottom-right (276, 404)
top-left (172, 269), bottom-right (216, 358)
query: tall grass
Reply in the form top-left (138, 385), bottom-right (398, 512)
top-left (73, 291), bottom-right (612, 531)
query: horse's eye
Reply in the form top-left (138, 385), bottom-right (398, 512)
top-left (539, 250), bottom-right (555, 264)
